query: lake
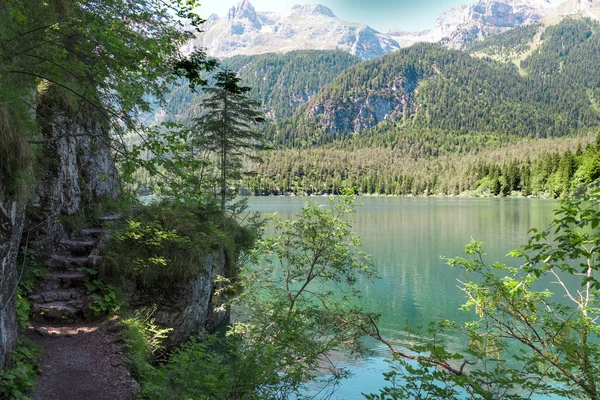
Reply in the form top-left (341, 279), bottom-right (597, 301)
top-left (247, 196), bottom-right (560, 399)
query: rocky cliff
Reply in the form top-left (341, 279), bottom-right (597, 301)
top-left (189, 0), bottom-right (400, 60)
top-left (30, 90), bottom-right (120, 250)
top-left (125, 248), bottom-right (231, 348)
top-left (390, 0), bottom-right (552, 49)
top-left (0, 89), bottom-right (120, 371)
top-left (188, 0), bottom-right (555, 60)
top-left (0, 195), bottom-right (25, 369)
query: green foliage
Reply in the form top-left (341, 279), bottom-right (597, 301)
top-left (118, 308), bottom-right (173, 397)
top-left (15, 292), bottom-right (30, 331)
top-left (0, 338), bottom-right (41, 400)
top-left (124, 196), bottom-right (378, 399)
top-left (83, 269), bottom-right (121, 316)
top-left (0, 0), bottom-right (214, 200)
top-left (224, 194), bottom-right (377, 397)
top-left (143, 336), bottom-right (237, 400)
top-left (193, 68), bottom-right (266, 209)
top-left (163, 50), bottom-right (360, 122)
top-left (248, 133), bottom-right (599, 197)
top-left (366, 189), bottom-right (600, 399)
top-left (120, 122), bottom-right (217, 201)
top-left (102, 199), bottom-right (228, 289)
top-left (468, 22), bottom-right (541, 58)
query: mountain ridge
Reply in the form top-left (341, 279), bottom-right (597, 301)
top-left (190, 0), bottom-right (564, 59)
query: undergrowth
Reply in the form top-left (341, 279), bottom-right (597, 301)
top-left (0, 96), bottom-right (33, 200)
top-left (0, 338), bottom-right (41, 400)
top-left (100, 198), bottom-right (254, 290)
top-left (119, 311), bottom-right (236, 400)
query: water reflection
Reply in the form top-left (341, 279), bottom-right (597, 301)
top-left (247, 196), bottom-right (559, 398)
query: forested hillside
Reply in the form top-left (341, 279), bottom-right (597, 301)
top-left (141, 17), bottom-right (600, 198)
top-left (246, 131), bottom-right (599, 197)
top-left (265, 18), bottom-right (600, 148)
top-left (242, 18), bottom-right (600, 197)
top-left (161, 50), bottom-right (360, 122)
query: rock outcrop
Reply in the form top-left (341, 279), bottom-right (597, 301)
top-left (30, 90), bottom-right (120, 251)
top-left (0, 196), bottom-right (25, 369)
top-left (190, 1), bottom-right (400, 60)
top-left (302, 57), bottom-right (423, 136)
top-left (124, 248), bottom-right (231, 348)
top-left (390, 0), bottom-right (552, 49)
top-left (1, 89), bottom-right (120, 371)
top-left (190, 0), bottom-right (554, 60)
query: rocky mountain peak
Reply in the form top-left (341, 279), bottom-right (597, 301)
top-left (389, 0), bottom-right (552, 49)
top-left (291, 4), bottom-right (336, 18)
top-left (226, 0), bottom-right (261, 34)
top-left (551, 0), bottom-right (600, 18)
top-left (192, 1), bottom-right (399, 59)
top-left (227, 0), bottom-right (257, 20)
top-left (191, 0), bottom-right (566, 59)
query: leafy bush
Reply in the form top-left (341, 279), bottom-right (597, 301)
top-left (366, 189), bottom-right (600, 399)
top-left (0, 338), bottom-right (41, 400)
top-left (83, 269), bottom-right (121, 316)
top-left (101, 199), bottom-right (232, 289)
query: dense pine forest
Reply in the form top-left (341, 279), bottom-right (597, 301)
top-left (161, 50), bottom-right (361, 121)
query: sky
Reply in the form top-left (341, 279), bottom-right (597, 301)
top-left (198, 0), bottom-right (565, 33)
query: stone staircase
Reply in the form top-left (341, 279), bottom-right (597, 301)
top-left (30, 226), bottom-right (107, 322)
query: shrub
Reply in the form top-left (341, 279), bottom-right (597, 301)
top-left (101, 199), bottom-right (230, 289)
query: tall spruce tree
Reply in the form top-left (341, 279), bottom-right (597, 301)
top-left (194, 69), bottom-right (265, 210)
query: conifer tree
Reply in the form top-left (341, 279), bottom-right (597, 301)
top-left (194, 69), bottom-right (265, 210)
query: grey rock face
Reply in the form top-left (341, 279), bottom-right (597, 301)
top-left (32, 98), bottom-right (120, 250)
top-left (193, 0), bottom-right (552, 60)
top-left (125, 249), bottom-right (230, 348)
top-left (192, 1), bottom-right (400, 60)
top-left (291, 4), bottom-right (336, 18)
top-left (390, 0), bottom-right (551, 50)
top-left (0, 197), bottom-right (24, 370)
top-left (307, 74), bottom-right (418, 135)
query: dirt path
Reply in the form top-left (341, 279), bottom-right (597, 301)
top-left (26, 318), bottom-right (137, 400)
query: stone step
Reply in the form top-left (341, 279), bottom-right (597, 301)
top-left (40, 271), bottom-right (89, 291)
top-left (79, 228), bottom-right (104, 237)
top-left (30, 288), bottom-right (84, 304)
top-left (69, 228), bottom-right (105, 242)
top-left (59, 239), bottom-right (96, 256)
top-left (31, 301), bottom-right (82, 321)
top-left (99, 213), bottom-right (123, 223)
top-left (47, 254), bottom-right (89, 271)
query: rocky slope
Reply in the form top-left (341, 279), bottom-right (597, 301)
top-left (190, 0), bottom-right (557, 59)
top-left (267, 16), bottom-right (600, 147)
top-left (389, 0), bottom-right (553, 49)
top-left (189, 0), bottom-right (400, 60)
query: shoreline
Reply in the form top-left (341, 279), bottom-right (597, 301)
top-left (242, 191), bottom-right (560, 200)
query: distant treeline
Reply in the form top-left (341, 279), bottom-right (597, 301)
top-left (244, 133), bottom-right (600, 197)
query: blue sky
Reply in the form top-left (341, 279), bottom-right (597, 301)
top-left (199, 0), bottom-right (564, 32)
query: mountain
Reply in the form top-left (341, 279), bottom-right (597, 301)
top-left (547, 0), bottom-right (600, 22)
top-left (189, 0), bottom-right (400, 60)
top-left (389, 0), bottom-right (553, 49)
top-left (249, 17), bottom-right (600, 197)
top-left (160, 50), bottom-right (361, 122)
top-left (266, 18), bottom-right (600, 147)
top-left (188, 0), bottom-right (559, 60)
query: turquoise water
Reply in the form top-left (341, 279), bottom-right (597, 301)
top-left (246, 196), bottom-right (560, 399)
